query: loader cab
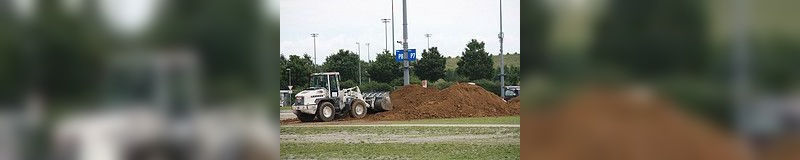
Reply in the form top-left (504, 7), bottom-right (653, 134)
top-left (309, 72), bottom-right (341, 98)
top-left (504, 86), bottom-right (520, 101)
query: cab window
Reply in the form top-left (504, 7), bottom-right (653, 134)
top-left (329, 75), bottom-right (339, 91)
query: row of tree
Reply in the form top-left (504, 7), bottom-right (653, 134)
top-left (280, 39), bottom-right (521, 90)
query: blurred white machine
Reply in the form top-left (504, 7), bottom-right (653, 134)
top-left (52, 49), bottom-right (276, 160)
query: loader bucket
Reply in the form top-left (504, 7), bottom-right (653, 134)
top-left (363, 91), bottom-right (392, 111)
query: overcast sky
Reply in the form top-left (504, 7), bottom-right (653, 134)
top-left (280, 0), bottom-right (520, 64)
top-left (10, 0), bottom-right (518, 64)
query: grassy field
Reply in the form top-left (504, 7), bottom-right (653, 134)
top-left (280, 106), bottom-right (291, 110)
top-left (281, 116), bottom-right (520, 159)
top-left (281, 143), bottom-right (519, 159)
top-left (445, 53), bottom-right (520, 70)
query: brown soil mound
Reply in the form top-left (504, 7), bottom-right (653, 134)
top-left (507, 96), bottom-right (521, 109)
top-left (369, 83), bottom-right (518, 120)
top-left (523, 86), bottom-right (748, 160)
top-left (386, 84), bottom-right (439, 109)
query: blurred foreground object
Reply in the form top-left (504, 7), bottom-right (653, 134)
top-left (524, 84), bottom-right (750, 160)
top-left (51, 50), bottom-right (276, 160)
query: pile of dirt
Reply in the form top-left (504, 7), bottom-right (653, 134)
top-left (385, 84), bottom-right (439, 109)
top-left (523, 86), bottom-right (748, 160)
top-left (369, 83), bottom-right (518, 120)
top-left (507, 96), bottom-right (521, 109)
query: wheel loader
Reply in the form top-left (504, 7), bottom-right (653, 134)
top-left (292, 72), bottom-right (392, 122)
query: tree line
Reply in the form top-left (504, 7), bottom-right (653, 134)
top-left (280, 39), bottom-right (521, 96)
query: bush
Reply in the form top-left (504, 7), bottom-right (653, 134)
top-left (431, 79), bottom-right (455, 90)
top-left (473, 79), bottom-right (501, 96)
top-left (340, 80), bottom-right (357, 89)
top-left (389, 75), bottom-right (423, 86)
top-left (444, 69), bottom-right (469, 82)
top-left (360, 81), bottom-right (393, 92)
top-left (410, 75), bottom-right (422, 84)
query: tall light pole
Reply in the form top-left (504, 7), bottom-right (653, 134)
top-left (366, 43), bottom-right (371, 83)
top-left (311, 33), bottom-right (319, 67)
top-left (286, 68), bottom-right (292, 87)
top-left (287, 68), bottom-right (292, 104)
top-left (424, 33), bottom-right (431, 49)
top-left (382, 19), bottom-right (391, 52)
top-left (392, 0), bottom-right (396, 57)
top-left (356, 42), bottom-right (362, 85)
top-left (401, 0), bottom-right (409, 85)
top-left (498, 0), bottom-right (506, 99)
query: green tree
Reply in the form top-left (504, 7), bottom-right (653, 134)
top-left (368, 50), bottom-right (402, 83)
top-left (521, 0), bottom-right (549, 73)
top-left (280, 54), bottom-right (287, 88)
top-left (496, 66), bottom-right (520, 85)
top-left (0, 1), bottom-right (25, 102)
top-left (322, 49), bottom-right (361, 83)
top-left (32, 0), bottom-right (110, 100)
top-left (286, 54), bottom-right (314, 89)
top-left (414, 47), bottom-right (446, 81)
top-left (148, 0), bottom-right (264, 99)
top-left (456, 39), bottom-right (494, 81)
top-left (590, 0), bottom-right (707, 77)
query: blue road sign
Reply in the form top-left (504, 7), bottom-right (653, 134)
top-left (395, 49), bottom-right (417, 62)
top-left (395, 50), bottom-right (403, 62)
top-left (409, 49), bottom-right (416, 61)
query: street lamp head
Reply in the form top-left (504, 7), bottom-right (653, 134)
top-left (396, 41), bottom-right (402, 44)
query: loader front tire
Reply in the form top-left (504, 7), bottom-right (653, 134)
top-left (350, 100), bottom-right (367, 119)
top-left (295, 112), bottom-right (316, 122)
top-left (317, 102), bottom-right (335, 122)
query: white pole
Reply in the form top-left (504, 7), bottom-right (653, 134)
top-left (402, 0), bottom-right (409, 85)
top-left (499, 0), bottom-right (505, 99)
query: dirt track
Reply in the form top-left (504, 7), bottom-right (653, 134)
top-left (280, 124), bottom-right (520, 144)
top-left (280, 112), bottom-right (295, 120)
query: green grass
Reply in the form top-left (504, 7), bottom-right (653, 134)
top-left (281, 121), bottom-right (520, 159)
top-left (382, 116), bottom-right (520, 124)
top-left (280, 106), bottom-right (291, 110)
top-left (281, 142), bottom-right (519, 159)
top-left (281, 126), bottom-right (519, 136)
top-left (445, 54), bottom-right (520, 70)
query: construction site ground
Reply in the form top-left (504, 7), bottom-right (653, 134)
top-left (280, 84), bottom-right (520, 159)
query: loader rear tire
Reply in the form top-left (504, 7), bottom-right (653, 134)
top-left (317, 102), bottom-right (335, 122)
top-left (350, 100), bottom-right (367, 119)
